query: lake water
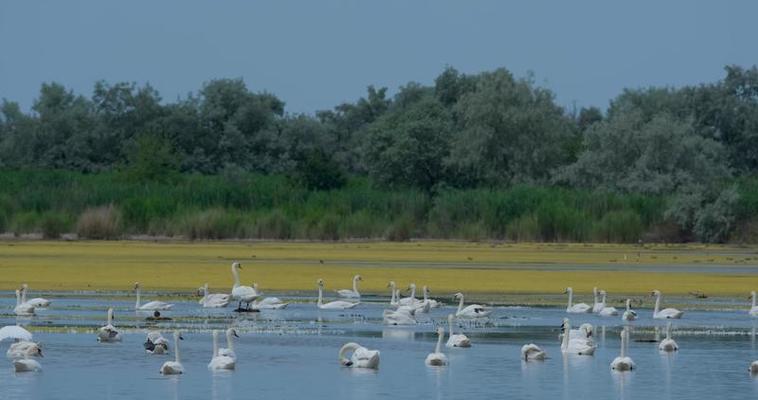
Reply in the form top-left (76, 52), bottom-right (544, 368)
top-left (2, 293), bottom-right (758, 400)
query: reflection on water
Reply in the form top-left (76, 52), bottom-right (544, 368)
top-left (2, 295), bottom-right (758, 399)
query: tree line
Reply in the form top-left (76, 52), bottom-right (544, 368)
top-left (1, 65), bottom-right (757, 242)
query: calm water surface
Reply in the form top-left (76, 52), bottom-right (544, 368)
top-left (2, 294), bottom-right (758, 400)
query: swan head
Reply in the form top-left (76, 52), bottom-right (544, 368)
top-left (387, 281), bottom-right (396, 288)
top-left (354, 275), bottom-right (362, 282)
top-left (133, 282), bottom-right (140, 290)
top-left (560, 318), bottom-right (570, 330)
top-left (174, 331), bottom-right (184, 341)
top-left (599, 290), bottom-right (607, 296)
top-left (408, 283), bottom-right (416, 290)
top-left (436, 327), bottom-right (445, 336)
top-left (650, 289), bottom-right (661, 297)
top-left (233, 261), bottom-right (242, 270)
top-left (579, 323), bottom-right (593, 337)
top-left (22, 283), bottom-right (29, 290)
top-left (253, 283), bottom-right (259, 291)
top-left (593, 287), bottom-right (597, 294)
top-left (317, 279), bottom-right (325, 287)
top-left (36, 347), bottom-right (43, 357)
top-left (750, 291), bottom-right (756, 299)
top-left (563, 287), bottom-right (573, 294)
top-left (227, 328), bottom-right (239, 338)
top-left (453, 292), bottom-right (463, 299)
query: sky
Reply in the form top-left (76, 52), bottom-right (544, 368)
top-left (1, 1), bottom-right (757, 114)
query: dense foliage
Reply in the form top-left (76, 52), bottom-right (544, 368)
top-left (1, 66), bottom-right (757, 242)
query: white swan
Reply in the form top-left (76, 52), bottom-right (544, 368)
top-left (198, 283), bottom-right (230, 308)
top-left (622, 299), bottom-right (638, 321)
top-left (651, 290), bottom-right (683, 319)
top-left (208, 330), bottom-right (235, 370)
top-left (338, 342), bottom-right (380, 369)
top-left (7, 341), bottom-right (43, 359)
top-left (564, 287), bottom-right (591, 313)
top-left (13, 290), bottom-right (35, 316)
top-left (610, 327), bottom-right (635, 371)
top-left (97, 308), bottom-right (121, 342)
top-left (422, 286), bottom-right (442, 308)
top-left (383, 308), bottom-right (417, 325)
top-left (598, 290), bottom-right (619, 317)
top-left (658, 322), bottom-right (679, 352)
top-left (398, 283), bottom-right (422, 307)
top-left (521, 344), bottom-right (547, 361)
top-left (218, 328), bottom-right (239, 360)
top-left (337, 275), bottom-right (362, 299)
top-left (134, 282), bottom-right (173, 311)
top-left (144, 331), bottom-right (169, 354)
top-left (453, 292), bottom-right (491, 318)
top-left (564, 323), bottom-right (594, 344)
top-left (20, 284), bottom-right (50, 308)
top-left (560, 319), bottom-right (595, 355)
top-left (750, 361), bottom-right (758, 375)
top-left (13, 357), bottom-right (42, 372)
top-left (592, 287), bottom-right (603, 313)
top-left (160, 331), bottom-right (184, 375)
top-left (749, 291), bottom-right (758, 317)
top-left (388, 282), bottom-right (416, 315)
top-left (425, 327), bottom-right (448, 366)
top-left (230, 262), bottom-right (259, 311)
top-left (251, 283), bottom-right (288, 310)
top-left (0, 325), bottom-right (33, 343)
top-left (317, 279), bottom-right (359, 310)
top-left (445, 314), bottom-right (471, 348)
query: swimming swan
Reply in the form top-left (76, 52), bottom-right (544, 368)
top-left (651, 290), bottom-right (683, 319)
top-left (560, 319), bottom-right (595, 355)
top-left (338, 342), bottom-right (380, 369)
top-left (453, 292), bottom-right (491, 318)
top-left (446, 314), bottom-right (471, 348)
top-left (422, 286), bottom-right (442, 308)
top-left (750, 361), bottom-right (758, 375)
top-left (749, 291), bottom-right (758, 317)
top-left (251, 283), bottom-right (288, 310)
top-left (230, 262), bottom-right (259, 311)
top-left (208, 330), bottom-right (235, 370)
top-left (13, 357), bottom-right (42, 372)
top-left (610, 327), bottom-right (635, 371)
top-left (425, 327), bottom-right (448, 366)
top-left (598, 290), bottom-right (619, 316)
top-left (97, 308), bottom-right (121, 342)
top-left (20, 284), bottom-right (50, 308)
top-left (317, 279), bottom-right (359, 310)
top-left (337, 275), bottom-right (362, 299)
top-left (144, 331), bottom-right (169, 354)
top-left (198, 283), bottom-right (230, 308)
top-left (521, 344), bottom-right (547, 361)
top-left (0, 325), bottom-right (33, 343)
top-left (218, 328), bottom-right (239, 360)
top-left (398, 283), bottom-right (422, 307)
top-left (622, 299), bottom-right (638, 321)
top-left (134, 282), bottom-right (173, 311)
top-left (658, 322), bottom-right (678, 352)
top-left (160, 331), bottom-right (184, 375)
top-left (564, 287), bottom-right (591, 314)
top-left (7, 341), bottom-right (43, 359)
top-left (13, 290), bottom-right (35, 316)
top-left (382, 307), bottom-right (417, 325)
top-left (592, 287), bottom-right (603, 313)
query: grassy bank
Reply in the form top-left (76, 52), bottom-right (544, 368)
top-left (1, 240), bottom-right (756, 296)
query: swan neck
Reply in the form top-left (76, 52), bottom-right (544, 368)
top-left (753, 293), bottom-right (756, 308)
top-left (423, 288), bottom-right (429, 302)
top-left (457, 295), bottom-right (464, 313)
top-left (135, 286), bottom-right (141, 309)
top-left (15, 291), bottom-right (20, 306)
top-left (567, 290), bottom-right (573, 309)
top-left (448, 316), bottom-right (454, 335)
top-left (620, 329), bottom-right (626, 358)
top-left (232, 265), bottom-right (241, 288)
top-left (435, 330), bottom-right (444, 354)
top-left (626, 299), bottom-right (631, 311)
top-left (226, 329), bottom-right (234, 352)
top-left (654, 293), bottom-right (661, 315)
top-left (338, 342), bottom-right (358, 362)
top-left (107, 309), bottom-right (112, 326)
top-left (390, 287), bottom-right (397, 304)
top-left (601, 292), bottom-right (607, 307)
top-left (174, 334), bottom-right (181, 363)
top-left (21, 288), bottom-right (27, 304)
top-left (213, 331), bottom-right (219, 357)
top-left (353, 277), bottom-right (359, 293)
top-left (317, 285), bottom-right (323, 306)
top-left (561, 321), bottom-right (570, 350)
top-left (410, 286), bottom-right (416, 299)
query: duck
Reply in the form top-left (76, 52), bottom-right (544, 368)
top-left (425, 327), bottom-right (448, 366)
top-left (97, 308), bottom-right (121, 342)
top-left (445, 314), bottom-right (471, 348)
top-left (336, 275), bottom-right (362, 299)
top-left (564, 287), bottom-right (591, 314)
top-left (622, 299), bottom-right (638, 321)
top-left (453, 292), bottom-right (491, 318)
top-left (134, 282), bottom-right (173, 311)
top-left (198, 283), bottom-right (230, 308)
top-left (230, 262), bottom-right (260, 311)
top-left (651, 290), bottom-right (684, 319)
top-left (521, 344), bottom-right (547, 361)
top-left (144, 331), bottom-right (169, 355)
top-left (338, 342), bottom-right (380, 369)
top-left (610, 327), bottom-right (635, 371)
top-left (317, 279), bottom-right (359, 310)
top-left (159, 331), bottom-right (184, 375)
top-left (208, 330), bottom-right (235, 370)
top-left (598, 290), bottom-right (619, 316)
top-left (658, 322), bottom-right (679, 352)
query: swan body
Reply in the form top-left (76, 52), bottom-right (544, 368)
top-left (564, 287), bottom-right (591, 313)
top-left (251, 283), bottom-right (288, 309)
top-left (383, 308), bottom-right (417, 325)
top-left (750, 361), bottom-right (758, 374)
top-left (144, 331), bottom-right (169, 354)
top-left (21, 285), bottom-right (50, 308)
top-left (7, 341), bottom-right (43, 359)
top-left (651, 290), bottom-right (683, 319)
top-left (591, 287), bottom-right (603, 313)
top-left (610, 328), bottom-right (635, 371)
top-left (218, 328), bottom-right (239, 360)
top-left (97, 308), bottom-right (121, 342)
top-left (658, 322), bottom-right (678, 352)
top-left (446, 314), bottom-right (471, 348)
top-left (230, 262), bottom-right (260, 310)
top-left (13, 290), bottom-right (35, 316)
top-left (198, 283), bottom-right (230, 308)
top-left (388, 283), bottom-right (416, 314)
top-left (749, 291), bottom-right (758, 317)
top-left (208, 330), bottom-right (236, 370)
top-left (337, 275), bottom-right (362, 299)
top-left (425, 327), bottom-right (448, 366)
top-left (338, 342), bottom-right (380, 369)
top-left (317, 279), bottom-right (359, 310)
top-left (560, 319), bottom-right (595, 355)
top-left (0, 325), bottom-right (33, 342)
top-left (453, 292), bottom-right (491, 318)
top-left (134, 282), bottom-right (173, 311)
top-left (160, 331), bottom-right (184, 375)
top-left (521, 344), bottom-right (547, 361)
top-left (13, 358), bottom-right (42, 372)
top-left (622, 299), bottom-right (638, 321)
top-left (598, 291), bottom-right (619, 316)
top-left (422, 286), bottom-right (442, 308)
top-left (565, 323), bottom-right (594, 343)
top-left (398, 283), bottom-right (423, 307)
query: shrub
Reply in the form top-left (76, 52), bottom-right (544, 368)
top-left (178, 209), bottom-right (240, 240)
top-left (76, 205), bottom-right (121, 239)
top-left (40, 212), bottom-right (69, 239)
top-left (385, 217), bottom-right (413, 242)
top-left (255, 210), bottom-right (292, 239)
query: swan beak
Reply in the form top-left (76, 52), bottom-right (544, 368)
top-left (179, 335), bottom-right (184, 340)
top-left (233, 331), bottom-right (240, 338)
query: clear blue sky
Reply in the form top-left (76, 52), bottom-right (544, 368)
top-left (1, 1), bottom-right (756, 114)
